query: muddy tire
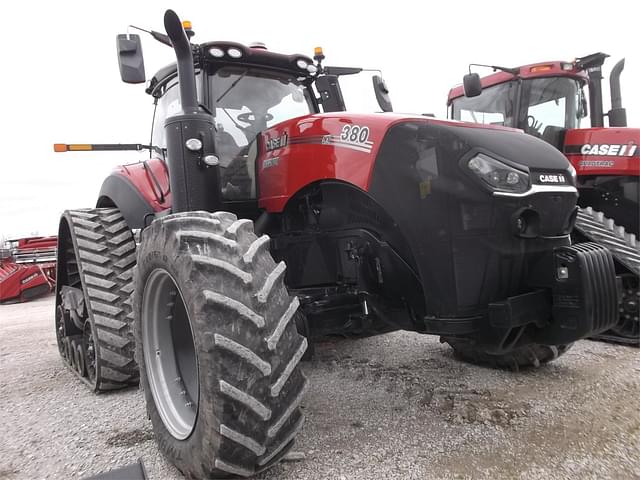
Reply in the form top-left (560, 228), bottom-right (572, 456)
top-left (57, 208), bottom-right (138, 390)
top-left (133, 211), bottom-right (308, 478)
top-left (442, 338), bottom-right (573, 371)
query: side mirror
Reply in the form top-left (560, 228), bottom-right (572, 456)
top-left (315, 75), bottom-right (346, 112)
top-left (116, 34), bottom-right (146, 84)
top-left (579, 95), bottom-right (589, 119)
top-left (372, 75), bottom-right (393, 112)
top-left (463, 73), bottom-right (482, 98)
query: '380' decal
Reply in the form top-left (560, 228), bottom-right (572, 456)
top-left (340, 124), bottom-right (370, 144)
top-left (286, 123), bottom-right (375, 153)
top-left (321, 124), bottom-right (374, 153)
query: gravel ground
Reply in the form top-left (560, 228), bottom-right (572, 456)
top-left (1, 296), bottom-right (639, 480)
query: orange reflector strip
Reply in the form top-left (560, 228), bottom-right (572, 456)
top-left (530, 65), bottom-right (553, 73)
top-left (53, 144), bottom-right (68, 152)
top-left (68, 144), bottom-right (93, 151)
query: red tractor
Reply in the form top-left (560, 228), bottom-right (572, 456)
top-left (0, 236), bottom-right (57, 303)
top-left (54, 11), bottom-right (619, 478)
top-left (447, 53), bottom-right (639, 345)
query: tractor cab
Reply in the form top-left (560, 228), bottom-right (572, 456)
top-left (447, 53), bottom-right (629, 150)
top-left (118, 28), bottom-right (392, 206)
top-left (448, 60), bottom-right (591, 150)
top-left (143, 41), bottom-right (320, 202)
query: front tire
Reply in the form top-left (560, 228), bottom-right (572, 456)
top-left (134, 211), bottom-right (308, 478)
top-left (442, 338), bottom-right (573, 371)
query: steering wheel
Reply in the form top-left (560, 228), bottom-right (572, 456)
top-left (237, 112), bottom-right (274, 125)
top-left (526, 115), bottom-right (543, 136)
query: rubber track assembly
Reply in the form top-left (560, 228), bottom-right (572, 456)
top-left (574, 207), bottom-right (639, 345)
top-left (56, 208), bottom-right (138, 390)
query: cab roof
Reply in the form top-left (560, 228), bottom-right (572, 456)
top-left (146, 41), bottom-right (315, 97)
top-left (447, 60), bottom-right (589, 104)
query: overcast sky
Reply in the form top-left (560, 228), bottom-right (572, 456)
top-left (1, 0), bottom-right (637, 239)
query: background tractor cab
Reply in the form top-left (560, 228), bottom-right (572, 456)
top-left (447, 53), bottom-right (640, 345)
top-left (447, 54), bottom-right (620, 147)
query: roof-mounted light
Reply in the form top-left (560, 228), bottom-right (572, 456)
top-left (249, 42), bottom-right (267, 50)
top-left (530, 65), bottom-right (553, 73)
top-left (209, 47), bottom-right (225, 58)
top-left (227, 47), bottom-right (243, 59)
top-left (561, 62), bottom-right (573, 71)
top-left (182, 20), bottom-right (192, 30)
top-left (314, 46), bottom-right (325, 62)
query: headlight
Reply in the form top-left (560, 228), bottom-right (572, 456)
top-left (209, 47), bottom-right (225, 58)
top-left (227, 47), bottom-right (243, 59)
top-left (467, 153), bottom-right (529, 194)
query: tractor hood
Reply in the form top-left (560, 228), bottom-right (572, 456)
top-left (258, 112), bottom-right (576, 212)
top-left (259, 113), bottom-right (579, 318)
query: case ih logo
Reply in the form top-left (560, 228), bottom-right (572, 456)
top-left (537, 173), bottom-right (567, 184)
top-left (578, 144), bottom-right (637, 156)
top-left (265, 133), bottom-right (288, 152)
top-left (20, 273), bottom-right (39, 285)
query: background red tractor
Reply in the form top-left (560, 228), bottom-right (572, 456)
top-left (447, 53), bottom-right (639, 345)
top-left (54, 11), bottom-right (620, 478)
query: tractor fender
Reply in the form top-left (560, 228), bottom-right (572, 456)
top-left (97, 174), bottom-right (156, 229)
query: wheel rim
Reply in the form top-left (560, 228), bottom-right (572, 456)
top-left (142, 268), bottom-right (199, 440)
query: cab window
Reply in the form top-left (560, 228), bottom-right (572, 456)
top-left (151, 74), bottom-right (203, 149)
top-left (208, 67), bottom-right (314, 201)
top-left (451, 81), bottom-right (517, 127)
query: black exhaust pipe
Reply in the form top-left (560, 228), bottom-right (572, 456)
top-left (163, 9), bottom-right (220, 213)
top-left (164, 10), bottom-right (198, 114)
top-left (608, 58), bottom-right (627, 127)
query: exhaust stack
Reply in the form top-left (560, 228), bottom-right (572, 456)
top-left (164, 10), bottom-right (198, 114)
top-left (163, 9), bottom-right (220, 213)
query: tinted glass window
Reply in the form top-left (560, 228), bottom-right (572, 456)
top-left (208, 68), bottom-right (314, 200)
top-left (520, 77), bottom-right (582, 135)
top-left (451, 81), bottom-right (517, 127)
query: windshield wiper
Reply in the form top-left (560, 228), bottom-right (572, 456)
top-left (217, 70), bottom-right (249, 103)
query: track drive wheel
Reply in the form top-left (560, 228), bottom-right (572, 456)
top-left (441, 338), bottom-right (573, 371)
top-left (134, 211), bottom-right (308, 478)
top-left (56, 208), bottom-right (138, 390)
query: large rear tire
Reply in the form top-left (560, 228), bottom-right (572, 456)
top-left (134, 211), bottom-right (308, 478)
top-left (442, 338), bottom-right (573, 371)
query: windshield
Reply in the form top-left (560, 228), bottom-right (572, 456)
top-left (451, 77), bottom-right (586, 136)
top-left (207, 67), bottom-right (314, 201)
top-left (208, 67), bottom-right (314, 156)
top-left (451, 81), bottom-right (517, 126)
top-left (519, 77), bottom-right (584, 135)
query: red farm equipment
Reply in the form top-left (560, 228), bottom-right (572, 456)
top-left (53, 11), bottom-right (621, 478)
top-left (0, 236), bottom-right (57, 304)
top-left (448, 53), bottom-right (639, 345)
